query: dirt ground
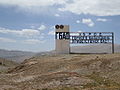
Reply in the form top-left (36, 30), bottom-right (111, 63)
top-left (0, 53), bottom-right (120, 90)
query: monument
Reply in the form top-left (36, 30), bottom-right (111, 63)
top-left (55, 25), bottom-right (114, 54)
top-left (55, 25), bottom-right (70, 54)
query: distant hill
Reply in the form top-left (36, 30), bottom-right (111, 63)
top-left (0, 49), bottom-right (36, 63)
top-left (0, 44), bottom-right (120, 63)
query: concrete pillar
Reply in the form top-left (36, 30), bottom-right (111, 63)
top-left (55, 25), bottom-right (70, 54)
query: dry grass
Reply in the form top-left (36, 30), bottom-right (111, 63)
top-left (0, 53), bottom-right (120, 89)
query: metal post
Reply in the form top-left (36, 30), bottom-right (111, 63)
top-left (112, 32), bottom-right (114, 54)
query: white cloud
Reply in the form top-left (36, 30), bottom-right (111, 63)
top-left (20, 29), bottom-right (40, 37)
top-left (30, 25), bottom-right (36, 29)
top-left (0, 0), bottom-right (68, 14)
top-left (78, 30), bottom-right (82, 32)
top-left (48, 26), bottom-right (55, 35)
top-left (55, 14), bottom-right (60, 17)
top-left (0, 37), bottom-right (16, 43)
top-left (0, 27), bottom-right (40, 38)
top-left (0, 27), bottom-right (47, 45)
top-left (38, 25), bottom-right (46, 31)
top-left (48, 30), bottom-right (55, 35)
top-left (23, 39), bottom-right (45, 44)
top-left (39, 33), bottom-right (45, 39)
top-left (1, 0), bottom-right (120, 16)
top-left (59, 0), bottom-right (120, 16)
top-left (50, 26), bottom-right (55, 29)
top-left (96, 18), bottom-right (108, 22)
top-left (76, 20), bottom-right (80, 23)
top-left (0, 0), bottom-right (67, 7)
top-left (82, 18), bottom-right (94, 27)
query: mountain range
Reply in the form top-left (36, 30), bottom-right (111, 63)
top-left (0, 49), bottom-right (36, 63)
top-left (0, 44), bottom-right (120, 63)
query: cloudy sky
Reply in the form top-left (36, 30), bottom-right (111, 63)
top-left (0, 0), bottom-right (120, 52)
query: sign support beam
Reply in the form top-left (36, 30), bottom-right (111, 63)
top-left (112, 32), bottom-right (114, 54)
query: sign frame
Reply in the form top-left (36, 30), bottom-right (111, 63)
top-left (55, 32), bottom-right (114, 54)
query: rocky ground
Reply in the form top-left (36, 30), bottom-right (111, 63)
top-left (0, 53), bottom-right (120, 90)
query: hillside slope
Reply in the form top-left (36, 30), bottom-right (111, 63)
top-left (0, 54), bottom-right (120, 90)
top-left (0, 58), bottom-right (18, 73)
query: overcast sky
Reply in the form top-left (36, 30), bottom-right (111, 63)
top-left (0, 0), bottom-right (120, 52)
